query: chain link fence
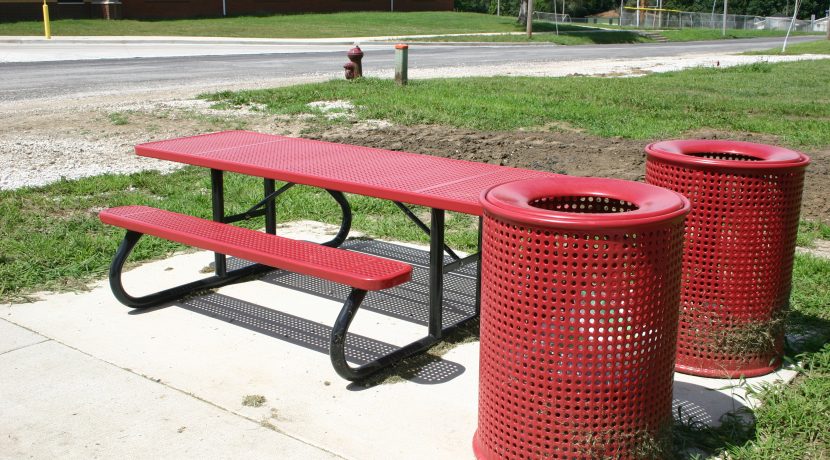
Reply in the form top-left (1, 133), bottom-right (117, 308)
top-left (535, 9), bottom-right (828, 32)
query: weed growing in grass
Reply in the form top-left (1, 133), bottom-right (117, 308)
top-left (707, 314), bottom-right (786, 359)
top-left (574, 426), bottom-right (673, 459)
top-left (672, 406), bottom-right (757, 458)
top-left (107, 112), bottom-right (129, 125)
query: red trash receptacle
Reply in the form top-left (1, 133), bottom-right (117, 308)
top-left (645, 140), bottom-right (810, 378)
top-left (474, 177), bottom-right (689, 460)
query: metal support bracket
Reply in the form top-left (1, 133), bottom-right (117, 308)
top-left (108, 230), bottom-right (272, 309)
top-left (393, 201), bottom-right (461, 261)
top-left (329, 287), bottom-right (478, 381)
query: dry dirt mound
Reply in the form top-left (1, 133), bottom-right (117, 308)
top-left (313, 124), bottom-right (829, 224)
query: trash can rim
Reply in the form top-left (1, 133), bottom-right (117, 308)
top-left (646, 139), bottom-right (810, 170)
top-left (481, 176), bottom-right (690, 230)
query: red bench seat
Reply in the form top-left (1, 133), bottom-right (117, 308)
top-left (99, 205), bottom-right (412, 291)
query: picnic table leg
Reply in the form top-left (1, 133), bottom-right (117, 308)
top-left (321, 190), bottom-right (352, 248)
top-left (328, 210), bottom-right (481, 381)
top-left (330, 288), bottom-right (440, 381)
top-left (107, 230), bottom-right (271, 309)
top-left (264, 179), bottom-right (276, 235)
top-left (429, 208), bottom-right (445, 339)
top-left (211, 169), bottom-right (227, 277)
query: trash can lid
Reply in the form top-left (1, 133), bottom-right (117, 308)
top-left (646, 140), bottom-right (810, 171)
top-left (481, 176), bottom-right (690, 230)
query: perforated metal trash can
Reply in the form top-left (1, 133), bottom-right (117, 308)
top-left (645, 140), bottom-right (810, 378)
top-left (473, 177), bottom-right (690, 460)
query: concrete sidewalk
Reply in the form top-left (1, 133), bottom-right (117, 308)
top-left (0, 223), bottom-right (797, 459)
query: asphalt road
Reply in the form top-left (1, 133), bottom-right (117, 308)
top-left (0, 36), bottom-right (820, 103)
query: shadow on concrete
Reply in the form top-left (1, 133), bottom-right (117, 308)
top-left (177, 292), bottom-right (466, 386)
top-left (671, 380), bottom-right (758, 457)
top-left (672, 380), bottom-right (750, 427)
top-left (131, 239), bottom-right (477, 385)
top-left (260, 239), bottom-right (479, 329)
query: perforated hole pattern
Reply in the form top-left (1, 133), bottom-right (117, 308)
top-left (103, 206), bottom-right (410, 290)
top-left (645, 158), bottom-right (806, 378)
top-left (530, 196), bottom-right (639, 214)
top-left (474, 212), bottom-right (685, 459)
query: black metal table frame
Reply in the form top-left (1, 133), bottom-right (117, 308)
top-left (108, 168), bottom-right (482, 381)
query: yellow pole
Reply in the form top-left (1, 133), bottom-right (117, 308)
top-left (43, 0), bottom-right (51, 40)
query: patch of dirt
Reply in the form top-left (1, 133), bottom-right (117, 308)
top-left (798, 239), bottom-right (830, 259)
top-left (2, 98), bottom-right (827, 224)
top-left (312, 124), bottom-right (829, 224)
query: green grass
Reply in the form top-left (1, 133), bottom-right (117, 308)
top-left (659, 28), bottom-right (821, 41)
top-left (746, 39), bottom-right (830, 55)
top-left (724, 253), bottom-right (830, 459)
top-left (417, 27), bottom-right (819, 44)
top-left (0, 12), bottom-right (537, 38)
top-left (797, 220), bottom-right (830, 247)
top-left (407, 30), bottom-right (649, 45)
top-left (107, 112), bottom-right (130, 126)
top-left (205, 59), bottom-right (830, 148)
top-left (0, 168), bottom-right (477, 302)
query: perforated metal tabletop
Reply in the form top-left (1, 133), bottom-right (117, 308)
top-left (136, 130), bottom-right (560, 215)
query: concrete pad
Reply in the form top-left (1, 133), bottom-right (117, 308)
top-left (0, 319), bottom-right (47, 355)
top-left (0, 225), bottom-right (803, 458)
top-left (0, 340), bottom-right (339, 459)
top-left (1, 229), bottom-right (479, 460)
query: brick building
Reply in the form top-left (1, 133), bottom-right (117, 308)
top-left (0, 0), bottom-right (453, 21)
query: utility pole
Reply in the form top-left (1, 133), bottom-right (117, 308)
top-left (636, 0), bottom-right (640, 27)
top-left (722, 0), bottom-right (728, 35)
top-left (527, 0), bottom-right (534, 38)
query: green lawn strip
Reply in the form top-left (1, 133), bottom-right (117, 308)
top-left (658, 28), bottom-right (820, 41)
top-left (0, 12), bottom-right (530, 38)
top-left (745, 39), bottom-right (830, 55)
top-left (403, 29), bottom-right (650, 44)
top-left (205, 60), bottom-right (830, 148)
top-left (0, 167), bottom-right (476, 303)
top-left (796, 220), bottom-right (830, 247)
top-left (415, 26), bottom-right (816, 44)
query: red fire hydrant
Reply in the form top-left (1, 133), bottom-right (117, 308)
top-left (345, 44), bottom-right (363, 79)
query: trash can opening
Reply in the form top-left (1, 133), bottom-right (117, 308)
top-left (529, 195), bottom-right (639, 213)
top-left (686, 151), bottom-right (761, 161)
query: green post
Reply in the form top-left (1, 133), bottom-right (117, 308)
top-left (395, 44), bottom-right (408, 85)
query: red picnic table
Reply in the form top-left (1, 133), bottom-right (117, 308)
top-left (99, 130), bottom-right (559, 380)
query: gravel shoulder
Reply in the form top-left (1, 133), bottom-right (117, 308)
top-left (1, 52), bottom-right (827, 224)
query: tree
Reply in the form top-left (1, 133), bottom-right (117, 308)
top-left (518, 0), bottom-right (529, 23)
